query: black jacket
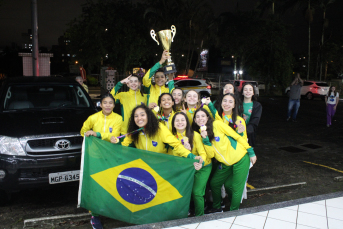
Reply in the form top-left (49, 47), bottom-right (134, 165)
top-left (246, 101), bottom-right (262, 147)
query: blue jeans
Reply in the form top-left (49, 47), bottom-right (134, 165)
top-left (287, 99), bottom-right (300, 120)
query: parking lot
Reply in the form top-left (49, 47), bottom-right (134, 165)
top-left (1, 95), bottom-right (342, 228)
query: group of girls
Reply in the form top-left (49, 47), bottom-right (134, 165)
top-left (80, 51), bottom-right (262, 229)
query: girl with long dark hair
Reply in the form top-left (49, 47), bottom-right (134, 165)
top-left (154, 93), bottom-right (176, 131)
top-left (170, 112), bottom-right (213, 216)
top-left (215, 82), bottom-right (243, 115)
top-left (172, 88), bottom-right (185, 112)
top-left (192, 108), bottom-right (256, 213)
top-left (206, 93), bottom-right (247, 139)
top-left (181, 90), bottom-right (213, 125)
top-left (240, 83), bottom-right (262, 147)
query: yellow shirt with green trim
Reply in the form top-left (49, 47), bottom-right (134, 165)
top-left (168, 131), bottom-right (212, 166)
top-left (201, 120), bottom-right (254, 166)
top-left (207, 102), bottom-right (247, 141)
top-left (153, 109), bottom-right (176, 132)
top-left (110, 82), bottom-right (147, 134)
top-left (80, 111), bottom-right (122, 142)
top-left (142, 62), bottom-right (174, 105)
top-left (185, 105), bottom-right (213, 126)
top-left (121, 122), bottom-right (195, 159)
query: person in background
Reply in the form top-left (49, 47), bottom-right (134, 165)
top-left (287, 73), bottom-right (303, 122)
top-left (76, 76), bottom-right (88, 93)
top-left (325, 85), bottom-right (339, 127)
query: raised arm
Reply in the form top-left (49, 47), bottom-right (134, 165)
top-left (142, 51), bottom-right (169, 88)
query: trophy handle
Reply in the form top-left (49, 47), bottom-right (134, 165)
top-left (150, 30), bottom-right (159, 45)
top-left (171, 25), bottom-right (176, 42)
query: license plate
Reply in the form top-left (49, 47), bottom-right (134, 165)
top-left (49, 170), bottom-right (80, 184)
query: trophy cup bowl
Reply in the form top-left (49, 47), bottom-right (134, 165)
top-left (150, 25), bottom-right (177, 74)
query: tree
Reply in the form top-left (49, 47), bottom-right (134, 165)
top-left (67, 1), bottom-right (151, 75)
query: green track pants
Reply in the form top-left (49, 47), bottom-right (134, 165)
top-left (210, 154), bottom-right (250, 211)
top-left (192, 163), bottom-right (212, 216)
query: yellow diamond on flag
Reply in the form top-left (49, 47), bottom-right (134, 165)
top-left (91, 159), bottom-right (183, 212)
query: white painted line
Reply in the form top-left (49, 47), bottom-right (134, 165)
top-left (334, 176), bottom-right (343, 182)
top-left (248, 182), bottom-right (307, 193)
top-left (23, 213), bottom-right (90, 228)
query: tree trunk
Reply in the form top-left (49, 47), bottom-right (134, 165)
top-left (319, 9), bottom-right (326, 81)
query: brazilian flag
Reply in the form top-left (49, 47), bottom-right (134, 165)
top-left (77, 136), bottom-right (196, 225)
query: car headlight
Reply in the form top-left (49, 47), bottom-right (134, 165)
top-left (0, 136), bottom-right (26, 156)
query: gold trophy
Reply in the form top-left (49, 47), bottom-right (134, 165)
top-left (150, 25), bottom-right (177, 74)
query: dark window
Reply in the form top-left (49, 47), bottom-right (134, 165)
top-left (303, 82), bottom-right (313, 86)
top-left (3, 85), bottom-right (90, 110)
top-left (188, 81), bottom-right (201, 86)
top-left (175, 81), bottom-right (189, 87)
top-left (316, 83), bottom-right (329, 87)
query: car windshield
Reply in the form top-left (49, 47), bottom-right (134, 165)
top-left (316, 83), bottom-right (329, 87)
top-left (3, 84), bottom-right (90, 110)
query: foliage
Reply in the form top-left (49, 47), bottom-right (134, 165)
top-left (86, 75), bottom-right (98, 86)
top-left (67, 1), bottom-right (151, 75)
top-left (218, 12), bottom-right (294, 93)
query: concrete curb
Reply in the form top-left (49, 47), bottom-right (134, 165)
top-left (118, 191), bottom-right (343, 229)
top-left (23, 212), bottom-right (90, 228)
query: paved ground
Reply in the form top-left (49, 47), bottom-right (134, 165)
top-left (1, 95), bottom-right (342, 229)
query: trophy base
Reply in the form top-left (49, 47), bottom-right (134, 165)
top-left (163, 64), bottom-right (177, 74)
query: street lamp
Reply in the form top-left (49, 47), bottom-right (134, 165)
top-left (239, 70), bottom-right (243, 74)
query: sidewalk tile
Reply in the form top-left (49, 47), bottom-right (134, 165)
top-left (230, 224), bottom-right (254, 229)
top-left (327, 217), bottom-right (343, 229)
top-left (264, 217), bottom-right (296, 229)
top-left (310, 200), bottom-right (325, 206)
top-left (196, 219), bottom-right (231, 229)
top-left (326, 197), bottom-right (343, 209)
top-left (285, 205), bottom-right (299, 211)
top-left (326, 206), bottom-right (343, 221)
top-left (296, 225), bottom-right (318, 229)
top-left (218, 216), bottom-right (236, 223)
top-left (253, 211), bottom-right (268, 217)
top-left (298, 203), bottom-right (327, 217)
top-left (179, 223), bottom-right (200, 229)
top-left (233, 214), bottom-right (266, 229)
top-left (297, 212), bottom-right (328, 229)
top-left (268, 208), bottom-right (298, 223)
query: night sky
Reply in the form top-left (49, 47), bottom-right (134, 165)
top-left (0, 0), bottom-right (342, 53)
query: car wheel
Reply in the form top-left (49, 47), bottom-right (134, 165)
top-left (286, 91), bottom-right (290, 97)
top-left (306, 92), bottom-right (313, 100)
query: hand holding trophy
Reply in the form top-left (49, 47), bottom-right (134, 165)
top-left (150, 25), bottom-right (177, 74)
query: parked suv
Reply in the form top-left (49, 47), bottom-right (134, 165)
top-left (0, 77), bottom-right (96, 203)
top-left (233, 80), bottom-right (259, 97)
top-left (173, 76), bottom-right (211, 98)
top-left (285, 81), bottom-right (329, 100)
